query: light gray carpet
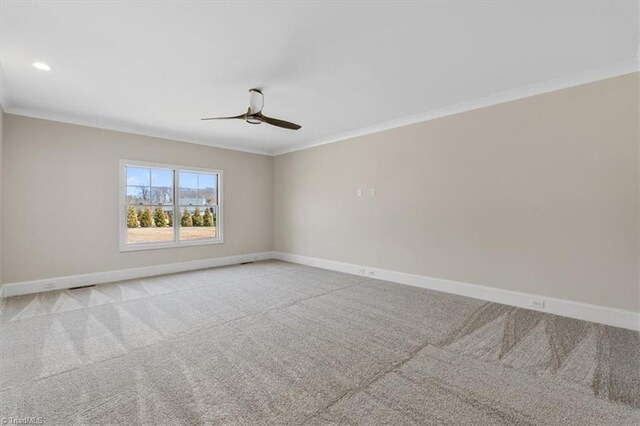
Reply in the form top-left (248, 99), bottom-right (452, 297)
top-left (1, 260), bottom-right (638, 425)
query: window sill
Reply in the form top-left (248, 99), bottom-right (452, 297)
top-left (119, 238), bottom-right (224, 252)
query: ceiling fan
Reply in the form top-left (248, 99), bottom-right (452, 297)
top-left (201, 89), bottom-right (301, 130)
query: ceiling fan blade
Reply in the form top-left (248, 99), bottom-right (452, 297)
top-left (260, 114), bottom-right (301, 130)
top-left (201, 113), bottom-right (246, 121)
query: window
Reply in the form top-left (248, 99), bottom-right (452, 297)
top-left (120, 160), bottom-right (223, 251)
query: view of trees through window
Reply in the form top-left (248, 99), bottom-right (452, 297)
top-left (178, 172), bottom-right (217, 241)
top-left (125, 166), bottom-right (218, 245)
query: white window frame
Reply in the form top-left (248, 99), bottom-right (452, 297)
top-left (119, 159), bottom-right (224, 252)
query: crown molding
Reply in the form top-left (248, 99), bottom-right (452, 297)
top-left (273, 60), bottom-right (640, 156)
top-left (2, 105), bottom-right (273, 156)
top-left (4, 60), bottom-right (639, 157)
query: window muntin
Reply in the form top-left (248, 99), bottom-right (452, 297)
top-left (120, 161), bottom-right (223, 251)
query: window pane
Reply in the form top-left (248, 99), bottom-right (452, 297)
top-left (125, 206), bottom-right (174, 244)
top-left (178, 190), bottom-right (203, 206)
top-left (200, 174), bottom-right (217, 206)
top-left (179, 171), bottom-right (217, 207)
top-left (126, 186), bottom-right (151, 205)
top-left (179, 172), bottom-right (198, 189)
top-left (126, 167), bottom-right (151, 187)
top-left (150, 186), bottom-right (173, 205)
top-left (151, 169), bottom-right (173, 187)
top-left (179, 205), bottom-right (216, 241)
top-left (201, 188), bottom-right (217, 206)
top-left (198, 174), bottom-right (216, 190)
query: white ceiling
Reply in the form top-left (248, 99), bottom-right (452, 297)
top-left (1, 1), bottom-right (638, 155)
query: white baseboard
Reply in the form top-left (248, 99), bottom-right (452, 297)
top-left (3, 250), bottom-right (637, 331)
top-left (0, 251), bottom-right (274, 298)
top-left (272, 252), bottom-right (640, 331)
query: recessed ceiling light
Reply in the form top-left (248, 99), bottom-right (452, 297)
top-left (32, 62), bottom-right (51, 71)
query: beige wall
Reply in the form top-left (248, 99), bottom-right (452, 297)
top-left (3, 74), bottom-right (638, 312)
top-left (273, 73), bottom-right (639, 312)
top-left (2, 115), bottom-right (272, 283)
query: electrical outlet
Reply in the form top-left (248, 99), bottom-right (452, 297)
top-left (368, 270), bottom-right (375, 277)
top-left (43, 282), bottom-right (57, 290)
top-left (530, 299), bottom-right (545, 309)
top-left (358, 268), bottom-right (365, 275)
